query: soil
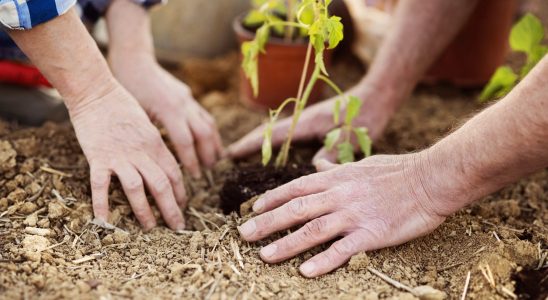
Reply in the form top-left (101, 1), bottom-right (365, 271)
top-left (1, 2), bottom-right (548, 298)
top-left (220, 162), bottom-right (316, 215)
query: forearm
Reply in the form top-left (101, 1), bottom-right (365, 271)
top-left (423, 56), bottom-right (548, 215)
top-left (6, 8), bottom-right (116, 110)
top-left (360, 0), bottom-right (478, 110)
top-left (106, 0), bottom-right (155, 64)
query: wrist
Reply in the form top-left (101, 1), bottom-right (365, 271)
top-left (64, 75), bottom-right (120, 115)
top-left (406, 147), bottom-right (476, 217)
top-left (354, 77), bottom-right (411, 114)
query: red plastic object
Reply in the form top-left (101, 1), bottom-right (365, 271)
top-left (0, 61), bottom-right (52, 88)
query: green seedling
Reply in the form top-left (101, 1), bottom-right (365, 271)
top-left (480, 13), bottom-right (547, 102)
top-left (241, 0), bottom-right (372, 167)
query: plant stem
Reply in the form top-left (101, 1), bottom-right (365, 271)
top-left (297, 43), bottom-right (313, 100)
top-left (286, 0), bottom-right (297, 42)
top-left (276, 62), bottom-right (321, 167)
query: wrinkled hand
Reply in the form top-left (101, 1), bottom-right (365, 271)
top-left (227, 84), bottom-right (397, 163)
top-left (238, 154), bottom-right (461, 277)
top-left (111, 56), bottom-right (223, 178)
top-left (69, 83), bottom-right (187, 231)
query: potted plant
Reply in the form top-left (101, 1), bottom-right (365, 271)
top-left (234, 0), bottom-right (332, 109)
top-left (222, 0), bottom-right (372, 213)
top-left (479, 13), bottom-right (547, 102)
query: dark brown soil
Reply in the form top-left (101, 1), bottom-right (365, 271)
top-left (513, 268), bottom-right (548, 299)
top-left (220, 163), bottom-right (315, 214)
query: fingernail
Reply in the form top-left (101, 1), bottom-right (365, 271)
top-left (300, 262), bottom-right (316, 277)
top-left (237, 219), bottom-right (256, 237)
top-left (260, 244), bottom-right (277, 258)
top-left (252, 198), bottom-right (264, 213)
top-left (176, 223), bottom-right (186, 231)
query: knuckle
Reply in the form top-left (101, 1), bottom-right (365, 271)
top-left (151, 175), bottom-right (171, 194)
top-left (90, 173), bottom-right (109, 189)
top-left (303, 218), bottom-right (326, 238)
top-left (125, 177), bottom-right (143, 193)
top-left (177, 135), bottom-right (195, 148)
top-left (256, 213), bottom-right (274, 234)
top-left (331, 238), bottom-right (357, 258)
top-left (196, 126), bottom-right (214, 140)
top-left (289, 180), bottom-right (307, 197)
top-left (288, 198), bottom-right (307, 219)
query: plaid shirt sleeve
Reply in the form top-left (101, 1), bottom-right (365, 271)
top-left (0, 0), bottom-right (164, 30)
top-left (80, 0), bottom-right (165, 24)
top-left (0, 0), bottom-right (77, 30)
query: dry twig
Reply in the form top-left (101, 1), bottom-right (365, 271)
top-left (461, 271), bottom-right (471, 300)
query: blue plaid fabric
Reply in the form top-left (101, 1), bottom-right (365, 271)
top-left (0, 0), bottom-right (164, 30)
top-left (0, 0), bottom-right (163, 60)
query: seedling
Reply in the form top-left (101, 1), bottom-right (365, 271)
top-left (480, 13), bottom-right (547, 102)
top-left (241, 0), bottom-right (372, 167)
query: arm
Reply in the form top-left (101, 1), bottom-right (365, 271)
top-left (105, 0), bottom-right (224, 177)
top-left (227, 0), bottom-right (479, 161)
top-left (7, 9), bottom-right (187, 231)
top-left (237, 56), bottom-right (548, 278)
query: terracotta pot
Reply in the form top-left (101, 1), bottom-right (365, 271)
top-left (424, 0), bottom-right (518, 87)
top-left (233, 15), bottom-right (332, 110)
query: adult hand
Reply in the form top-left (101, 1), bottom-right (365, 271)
top-left (227, 84), bottom-right (400, 164)
top-left (69, 82), bottom-right (187, 231)
top-left (110, 56), bottom-right (224, 178)
top-left (237, 153), bottom-right (467, 277)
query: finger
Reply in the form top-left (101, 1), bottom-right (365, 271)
top-left (165, 120), bottom-right (202, 178)
top-left (199, 109), bottom-right (225, 158)
top-left (313, 157), bottom-right (339, 173)
top-left (227, 116), bottom-right (295, 159)
top-left (188, 113), bottom-right (218, 168)
top-left (313, 148), bottom-right (339, 166)
top-left (260, 213), bottom-right (348, 263)
top-left (251, 173), bottom-right (328, 214)
top-left (134, 156), bottom-right (185, 231)
top-left (89, 164), bottom-right (111, 222)
top-left (239, 191), bottom-right (337, 241)
top-left (153, 143), bottom-right (188, 209)
top-left (113, 164), bottom-right (156, 230)
top-left (300, 232), bottom-right (366, 278)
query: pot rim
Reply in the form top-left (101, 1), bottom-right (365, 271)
top-left (233, 12), bottom-right (310, 47)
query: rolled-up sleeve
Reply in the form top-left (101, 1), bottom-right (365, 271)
top-left (0, 0), bottom-right (77, 30)
top-left (80, 0), bottom-right (165, 24)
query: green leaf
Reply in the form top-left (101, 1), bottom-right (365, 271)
top-left (520, 45), bottom-right (548, 77)
top-left (479, 66), bottom-right (518, 102)
top-left (241, 41), bottom-right (260, 96)
top-left (244, 10), bottom-right (267, 26)
top-left (344, 96), bottom-right (362, 124)
top-left (261, 122), bottom-right (273, 166)
top-left (256, 25), bottom-right (270, 52)
top-left (324, 128), bottom-right (341, 151)
top-left (325, 16), bottom-right (344, 49)
top-left (510, 13), bottom-right (544, 54)
top-left (337, 142), bottom-right (354, 164)
top-left (333, 98), bottom-right (341, 124)
top-left (297, 2), bottom-right (315, 25)
top-left (353, 127), bottom-right (372, 157)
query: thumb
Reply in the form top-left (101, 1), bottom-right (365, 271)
top-left (313, 148), bottom-right (339, 172)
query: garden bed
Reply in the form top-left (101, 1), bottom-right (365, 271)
top-left (1, 46), bottom-right (547, 300)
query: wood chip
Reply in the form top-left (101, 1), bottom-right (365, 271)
top-left (461, 271), bottom-right (471, 300)
top-left (24, 227), bottom-right (52, 236)
top-left (40, 166), bottom-right (73, 178)
top-left (72, 253), bottom-right (104, 264)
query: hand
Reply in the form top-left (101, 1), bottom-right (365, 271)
top-left (227, 84), bottom-right (399, 164)
top-left (110, 55), bottom-right (223, 178)
top-left (69, 82), bottom-right (187, 231)
top-left (237, 153), bottom-right (466, 277)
